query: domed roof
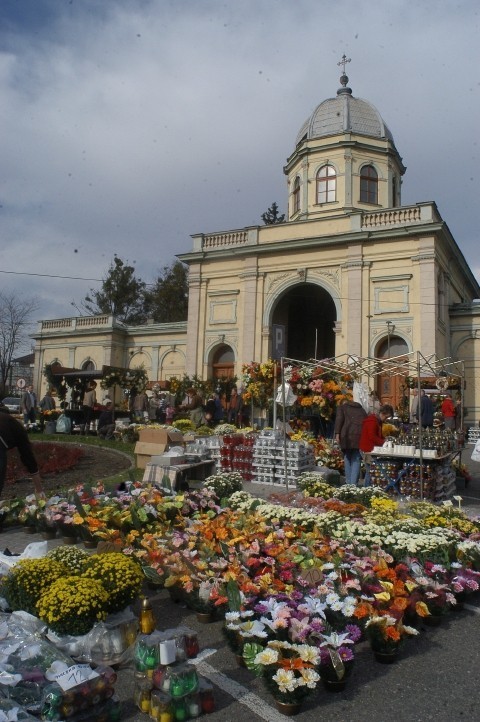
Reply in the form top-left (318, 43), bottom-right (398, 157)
top-left (295, 73), bottom-right (394, 146)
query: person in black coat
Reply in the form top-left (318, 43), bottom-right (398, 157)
top-left (0, 411), bottom-right (44, 497)
top-left (334, 400), bottom-right (367, 485)
top-left (418, 390), bottom-right (434, 428)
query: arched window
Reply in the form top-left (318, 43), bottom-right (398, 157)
top-left (360, 164), bottom-right (378, 204)
top-left (82, 360), bottom-right (95, 371)
top-left (292, 176), bottom-right (301, 214)
top-left (316, 164), bottom-right (336, 204)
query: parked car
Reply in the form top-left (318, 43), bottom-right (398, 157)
top-left (1, 397), bottom-right (21, 413)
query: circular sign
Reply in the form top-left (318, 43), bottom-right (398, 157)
top-left (16, 378), bottom-right (27, 389)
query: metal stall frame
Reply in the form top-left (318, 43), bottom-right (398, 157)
top-left (275, 352), bottom-right (465, 498)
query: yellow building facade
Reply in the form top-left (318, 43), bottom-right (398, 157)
top-left (32, 71), bottom-right (480, 421)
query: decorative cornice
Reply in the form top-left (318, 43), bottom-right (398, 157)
top-left (371, 274), bottom-right (412, 283)
top-left (207, 289), bottom-right (240, 297)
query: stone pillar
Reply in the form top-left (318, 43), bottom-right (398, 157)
top-left (240, 260), bottom-right (259, 363)
top-left (185, 265), bottom-right (202, 376)
top-left (343, 254), bottom-right (364, 357)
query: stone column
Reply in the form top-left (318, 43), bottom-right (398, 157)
top-left (240, 259), bottom-right (259, 363)
top-left (185, 265), bottom-right (202, 376)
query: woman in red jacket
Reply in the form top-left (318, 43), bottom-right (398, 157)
top-left (359, 404), bottom-right (394, 486)
top-left (441, 393), bottom-right (456, 430)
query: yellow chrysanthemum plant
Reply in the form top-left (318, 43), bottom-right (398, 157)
top-left (1, 558), bottom-right (65, 616)
top-left (37, 577), bottom-right (109, 637)
top-left (81, 552), bottom-right (144, 614)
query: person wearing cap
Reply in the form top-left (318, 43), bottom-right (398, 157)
top-left (97, 400), bottom-right (116, 440)
top-left (0, 411), bottom-right (44, 497)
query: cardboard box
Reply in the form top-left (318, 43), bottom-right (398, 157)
top-left (135, 430), bottom-right (184, 469)
top-left (138, 428), bottom-right (183, 445)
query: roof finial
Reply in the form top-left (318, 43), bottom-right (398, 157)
top-left (336, 54), bottom-right (352, 95)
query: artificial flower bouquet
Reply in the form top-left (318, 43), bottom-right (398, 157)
top-left (364, 614), bottom-right (418, 654)
top-left (317, 627), bottom-right (359, 683)
top-left (244, 640), bottom-right (321, 705)
top-left (407, 560), bottom-right (455, 618)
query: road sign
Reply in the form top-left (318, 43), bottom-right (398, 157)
top-left (16, 378), bottom-right (26, 389)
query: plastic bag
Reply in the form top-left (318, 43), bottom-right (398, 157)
top-left (0, 542), bottom-right (48, 575)
top-left (471, 438), bottom-right (480, 462)
top-left (56, 414), bottom-right (72, 433)
top-left (0, 697), bottom-right (38, 721)
top-left (46, 608), bottom-right (138, 665)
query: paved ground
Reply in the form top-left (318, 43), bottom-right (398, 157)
top-left (2, 447), bottom-right (480, 721)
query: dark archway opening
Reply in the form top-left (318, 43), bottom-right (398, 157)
top-left (375, 335), bottom-right (409, 412)
top-left (272, 283), bottom-right (336, 361)
top-left (211, 344), bottom-right (235, 380)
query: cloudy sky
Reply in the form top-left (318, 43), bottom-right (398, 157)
top-left (1, 0), bottom-right (479, 343)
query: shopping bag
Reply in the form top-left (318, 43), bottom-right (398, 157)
top-left (471, 438), bottom-right (480, 462)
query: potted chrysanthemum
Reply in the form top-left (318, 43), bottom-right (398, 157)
top-left (37, 576), bottom-right (109, 636)
top-left (81, 552), bottom-right (144, 614)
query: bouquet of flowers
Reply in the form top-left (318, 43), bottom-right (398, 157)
top-left (244, 640), bottom-right (321, 704)
top-left (42, 409), bottom-right (60, 420)
top-left (312, 437), bottom-right (345, 472)
top-left (365, 615), bottom-right (418, 654)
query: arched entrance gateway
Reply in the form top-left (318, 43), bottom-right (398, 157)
top-left (272, 283), bottom-right (336, 361)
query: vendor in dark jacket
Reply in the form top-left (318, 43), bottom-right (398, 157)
top-left (359, 404), bottom-right (394, 486)
top-left (334, 400), bottom-right (367, 485)
top-left (0, 411), bottom-right (44, 497)
top-left (97, 401), bottom-right (116, 440)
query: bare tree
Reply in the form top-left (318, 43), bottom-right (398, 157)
top-left (0, 292), bottom-right (39, 396)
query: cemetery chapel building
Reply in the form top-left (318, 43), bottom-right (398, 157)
top-left (33, 66), bottom-right (480, 420)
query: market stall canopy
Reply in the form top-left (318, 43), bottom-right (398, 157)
top-left (281, 351), bottom-right (464, 382)
top-left (49, 363), bottom-right (129, 380)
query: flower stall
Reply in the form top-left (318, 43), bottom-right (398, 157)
top-left (2, 466), bottom-right (480, 716)
top-left (273, 352), bottom-right (466, 498)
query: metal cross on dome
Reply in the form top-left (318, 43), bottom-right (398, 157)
top-left (337, 54), bottom-right (351, 74)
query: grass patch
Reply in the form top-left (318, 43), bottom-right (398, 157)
top-left (33, 433), bottom-right (139, 492)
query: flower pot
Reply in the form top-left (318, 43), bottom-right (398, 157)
top-left (196, 612), bottom-right (214, 624)
top-left (83, 539), bottom-right (98, 549)
top-left (62, 536), bottom-right (77, 545)
top-left (323, 678), bottom-right (347, 692)
top-left (168, 586), bottom-right (184, 604)
top-left (453, 592), bottom-right (467, 611)
top-left (423, 613), bottom-right (442, 627)
top-left (42, 529), bottom-right (57, 540)
top-left (235, 653), bottom-right (246, 668)
top-left (274, 701), bottom-right (302, 716)
top-left (24, 525), bottom-right (37, 534)
top-left (373, 649), bottom-right (398, 664)
top-left (45, 421), bottom-right (57, 434)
